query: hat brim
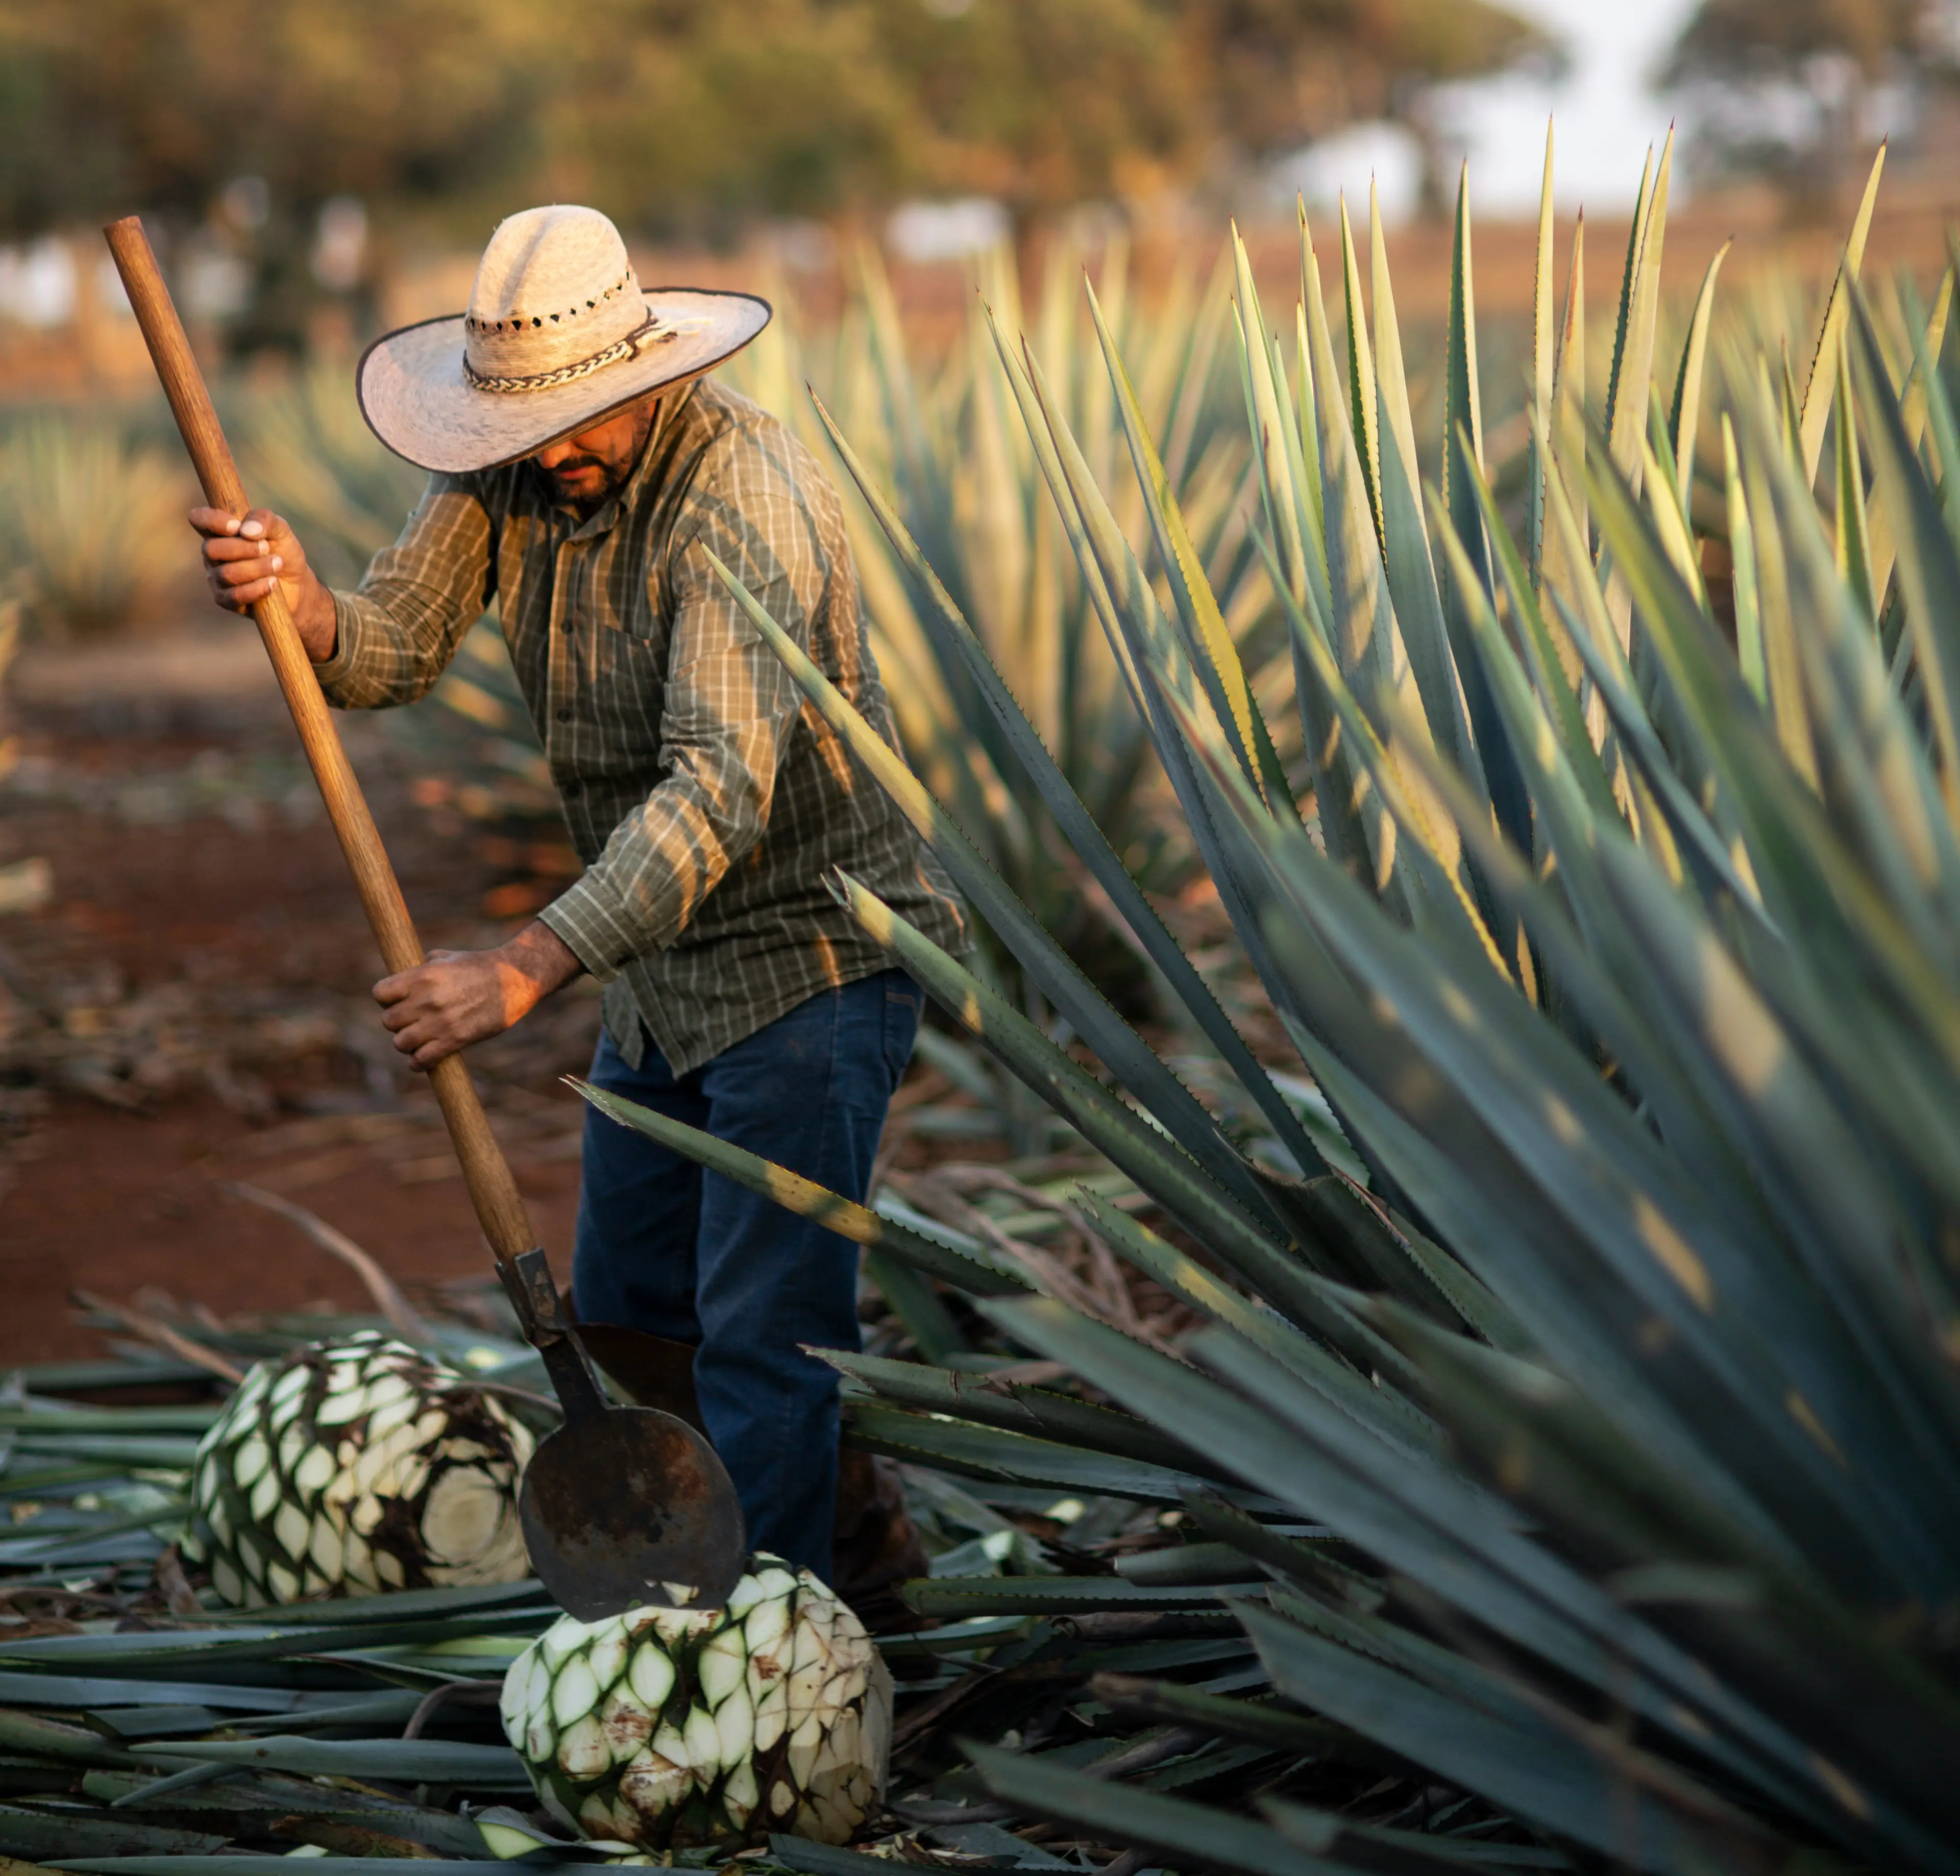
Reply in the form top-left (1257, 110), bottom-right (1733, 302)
top-left (355, 288), bottom-right (772, 475)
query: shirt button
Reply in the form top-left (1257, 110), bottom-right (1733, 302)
top-left (556, 707), bottom-right (572, 722)
top-left (563, 780), bottom-right (582, 798)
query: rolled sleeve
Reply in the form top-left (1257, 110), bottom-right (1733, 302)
top-left (315, 478), bottom-right (496, 709)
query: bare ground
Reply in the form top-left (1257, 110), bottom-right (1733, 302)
top-left (0, 619), bottom-right (602, 1360)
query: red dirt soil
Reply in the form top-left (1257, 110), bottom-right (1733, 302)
top-left (0, 641), bottom-right (601, 1364)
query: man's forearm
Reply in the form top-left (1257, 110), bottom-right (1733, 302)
top-left (293, 573), bottom-right (338, 663)
top-left (504, 919), bottom-right (584, 997)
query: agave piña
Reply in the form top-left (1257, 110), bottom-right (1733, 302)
top-left (501, 1555), bottom-right (888, 1848)
top-left (182, 1331), bottom-right (533, 1605)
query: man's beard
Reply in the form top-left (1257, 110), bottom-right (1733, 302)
top-left (545, 454), bottom-right (609, 488)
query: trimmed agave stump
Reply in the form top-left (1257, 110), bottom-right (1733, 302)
top-left (503, 1557), bottom-right (892, 1848)
top-left (182, 1332), bottom-right (535, 1604)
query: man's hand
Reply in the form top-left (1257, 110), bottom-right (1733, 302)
top-left (189, 506), bottom-right (339, 662)
top-left (374, 922), bottom-right (583, 1070)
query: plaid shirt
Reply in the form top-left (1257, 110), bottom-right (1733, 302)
top-left (317, 378), bottom-right (968, 1075)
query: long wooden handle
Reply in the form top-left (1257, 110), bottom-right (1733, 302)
top-left (104, 215), bottom-right (537, 1273)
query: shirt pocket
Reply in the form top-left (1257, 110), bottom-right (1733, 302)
top-left (584, 625), bottom-right (668, 755)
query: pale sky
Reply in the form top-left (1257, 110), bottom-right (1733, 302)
top-left (1284, 0), bottom-right (1703, 220)
top-left (1454, 0), bottom-right (1703, 212)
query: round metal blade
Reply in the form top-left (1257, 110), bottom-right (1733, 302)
top-left (520, 1405), bottom-right (747, 1620)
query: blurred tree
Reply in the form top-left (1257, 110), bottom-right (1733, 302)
top-left (1658, 0), bottom-right (1953, 198)
top-left (0, 0), bottom-right (565, 347)
top-left (1181, 0), bottom-right (1564, 216)
top-left (0, 0), bottom-right (1559, 344)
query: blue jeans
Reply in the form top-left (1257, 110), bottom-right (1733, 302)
top-left (572, 969), bottom-right (922, 1576)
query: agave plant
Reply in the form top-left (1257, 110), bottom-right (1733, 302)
top-left (731, 242), bottom-right (1261, 1015)
top-left (580, 130), bottom-right (1960, 1874)
top-left (0, 413), bottom-right (191, 635)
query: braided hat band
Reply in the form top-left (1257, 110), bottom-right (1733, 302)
top-left (462, 313), bottom-right (676, 393)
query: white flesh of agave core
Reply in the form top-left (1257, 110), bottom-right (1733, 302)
top-left (502, 1557), bottom-right (889, 1850)
top-left (186, 1333), bottom-right (534, 1607)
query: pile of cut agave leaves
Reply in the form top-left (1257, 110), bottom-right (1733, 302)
top-left (0, 1285), bottom-right (1144, 1876)
top-left (1, 130), bottom-right (1949, 1876)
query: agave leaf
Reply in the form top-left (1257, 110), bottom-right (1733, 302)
top-left (1194, 736), bottom-right (1958, 1594)
top-left (1451, 455), bottom-right (1617, 824)
top-left (1257, 779), bottom-right (1960, 1593)
top-left (846, 1399), bottom-right (1218, 1505)
top-left (0, 1410), bottom-right (216, 1434)
top-left (145, 1735), bottom-right (528, 1785)
top-left (862, 1249), bottom-right (971, 1366)
top-left (54, 1861), bottom-right (526, 1875)
top-left (1604, 145), bottom-right (1654, 463)
top-left (1262, 1796), bottom-right (1569, 1873)
top-left (1085, 277), bottom-right (1280, 805)
top-left (697, 540), bottom-right (1283, 1222)
top-left (1434, 166), bottom-right (1530, 858)
top-left (1234, 1601), bottom-right (1787, 1876)
top-left (1012, 315), bottom-right (1322, 1044)
top-left (1864, 261), bottom-right (1953, 605)
top-left (1540, 213), bottom-right (1588, 635)
top-left (573, 1079), bottom-right (1027, 1297)
top-left (1297, 209), bottom-right (1407, 894)
top-left (1090, 1672), bottom-right (1396, 1769)
top-left (1641, 398), bottom-right (1709, 606)
top-left (944, 328), bottom-right (1321, 1176)
top-left (1231, 227), bottom-right (1315, 619)
top-left (904, 1577), bottom-right (1228, 1619)
top-left (829, 873), bottom-right (1398, 1341)
top-left (1528, 120), bottom-right (1556, 582)
top-left (1797, 140), bottom-right (1888, 484)
top-left (0, 1673), bottom-right (323, 1713)
top-left (1338, 197), bottom-right (1383, 549)
top-left (1668, 238), bottom-right (1731, 515)
top-left (0, 1810), bottom-right (230, 1857)
top-left (768, 1841), bottom-right (941, 1876)
top-left (1605, 135), bottom-right (1672, 488)
top-left (961, 1739), bottom-right (1324, 1876)
top-left (1379, 674), bottom-right (1770, 1224)
top-left (1834, 344), bottom-right (1877, 623)
top-left (1258, 529), bottom-right (1503, 969)
top-left (988, 1296), bottom-right (1849, 1818)
top-left (819, 1348), bottom-right (1218, 1478)
top-left (1846, 277), bottom-right (1960, 821)
top-left (182, 1581), bottom-right (546, 1626)
top-left (1723, 414), bottom-right (1769, 703)
top-left (1069, 1190), bottom-right (1450, 1460)
top-left (1375, 373), bottom-right (1488, 820)
top-left (1767, 345), bottom-right (1960, 951)
top-left (1369, 182), bottom-right (1422, 566)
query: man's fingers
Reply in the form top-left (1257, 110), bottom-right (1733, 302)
top-left (378, 1013), bottom-right (455, 1070)
top-left (205, 534), bottom-right (278, 565)
top-left (188, 507), bottom-right (241, 538)
top-left (216, 575), bottom-right (280, 610)
top-left (212, 559), bottom-right (282, 594)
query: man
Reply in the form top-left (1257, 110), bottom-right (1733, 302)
top-left (190, 205), bottom-right (966, 1585)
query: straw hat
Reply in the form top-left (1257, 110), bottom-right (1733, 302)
top-left (356, 205), bottom-right (771, 475)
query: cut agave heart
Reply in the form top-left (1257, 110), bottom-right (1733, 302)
top-left (182, 1331), bottom-right (534, 1606)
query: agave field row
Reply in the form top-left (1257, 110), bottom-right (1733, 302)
top-left (622, 127), bottom-right (1960, 1876)
top-left (0, 1291), bottom-right (1222, 1873)
top-left (1, 128), bottom-right (1956, 1876)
